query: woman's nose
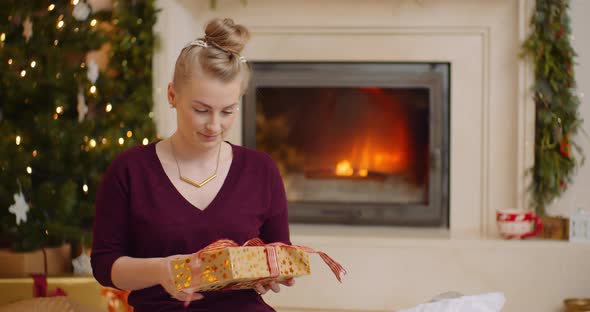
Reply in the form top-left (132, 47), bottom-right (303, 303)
top-left (205, 116), bottom-right (220, 133)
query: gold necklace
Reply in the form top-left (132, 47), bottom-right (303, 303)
top-left (170, 138), bottom-right (221, 188)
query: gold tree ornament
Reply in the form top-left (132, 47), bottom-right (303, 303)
top-left (22, 17), bottom-right (33, 42)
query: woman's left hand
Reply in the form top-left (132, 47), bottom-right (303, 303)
top-left (254, 278), bottom-right (295, 295)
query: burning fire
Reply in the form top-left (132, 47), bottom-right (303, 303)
top-left (335, 160), bottom-right (370, 177)
top-left (301, 87), bottom-right (424, 181)
top-left (331, 135), bottom-right (408, 178)
top-left (335, 160), bottom-right (353, 176)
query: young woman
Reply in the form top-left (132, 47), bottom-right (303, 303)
top-left (91, 18), bottom-right (294, 311)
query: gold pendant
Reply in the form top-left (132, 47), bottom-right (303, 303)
top-left (170, 137), bottom-right (222, 189)
top-left (180, 174), bottom-right (217, 188)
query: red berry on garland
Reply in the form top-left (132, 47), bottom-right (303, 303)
top-left (559, 140), bottom-right (571, 158)
top-left (557, 27), bottom-right (564, 40)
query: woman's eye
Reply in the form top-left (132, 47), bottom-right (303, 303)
top-left (194, 108), bottom-right (208, 113)
top-left (222, 110), bottom-right (234, 115)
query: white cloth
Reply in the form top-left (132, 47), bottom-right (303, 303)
top-left (399, 292), bottom-right (506, 312)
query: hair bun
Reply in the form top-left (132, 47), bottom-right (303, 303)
top-left (204, 18), bottom-right (250, 54)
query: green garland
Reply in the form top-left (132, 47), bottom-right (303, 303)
top-left (523, 0), bottom-right (584, 215)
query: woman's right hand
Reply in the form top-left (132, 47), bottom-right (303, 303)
top-left (159, 254), bottom-right (204, 303)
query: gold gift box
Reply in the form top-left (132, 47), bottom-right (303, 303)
top-left (0, 244), bottom-right (72, 277)
top-left (170, 246), bottom-right (310, 292)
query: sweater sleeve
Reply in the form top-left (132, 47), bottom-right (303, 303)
top-left (259, 156), bottom-right (291, 245)
top-left (90, 156), bottom-right (131, 288)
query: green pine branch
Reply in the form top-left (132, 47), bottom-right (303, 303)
top-left (522, 0), bottom-right (584, 215)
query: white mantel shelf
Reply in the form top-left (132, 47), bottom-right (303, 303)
top-left (289, 224), bottom-right (588, 249)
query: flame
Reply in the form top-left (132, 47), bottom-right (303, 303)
top-left (297, 87), bottom-right (425, 181)
top-left (335, 160), bottom-right (354, 176)
top-left (335, 137), bottom-right (408, 176)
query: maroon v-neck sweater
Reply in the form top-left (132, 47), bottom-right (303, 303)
top-left (91, 142), bottom-right (290, 311)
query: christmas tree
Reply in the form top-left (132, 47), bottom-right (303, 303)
top-left (0, 0), bottom-right (158, 252)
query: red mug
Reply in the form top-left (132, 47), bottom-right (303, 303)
top-left (496, 209), bottom-right (543, 239)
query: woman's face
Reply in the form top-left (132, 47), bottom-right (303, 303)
top-left (168, 75), bottom-right (241, 149)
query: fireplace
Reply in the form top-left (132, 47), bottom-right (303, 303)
top-left (243, 63), bottom-right (449, 226)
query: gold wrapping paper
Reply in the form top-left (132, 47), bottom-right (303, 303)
top-left (170, 246), bottom-right (310, 292)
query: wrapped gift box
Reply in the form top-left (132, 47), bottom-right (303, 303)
top-left (0, 244), bottom-right (71, 277)
top-left (169, 238), bottom-right (344, 293)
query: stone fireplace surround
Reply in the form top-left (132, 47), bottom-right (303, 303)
top-left (153, 1), bottom-right (590, 311)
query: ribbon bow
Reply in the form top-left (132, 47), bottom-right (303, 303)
top-left (178, 238), bottom-right (346, 307)
top-left (31, 248), bottom-right (67, 298)
top-left (194, 238), bottom-right (347, 282)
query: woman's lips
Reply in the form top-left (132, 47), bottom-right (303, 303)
top-left (199, 133), bottom-right (219, 141)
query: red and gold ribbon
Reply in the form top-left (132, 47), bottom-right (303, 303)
top-left (180, 238), bottom-right (347, 307)
top-left (193, 238), bottom-right (347, 282)
top-left (245, 238), bottom-right (347, 282)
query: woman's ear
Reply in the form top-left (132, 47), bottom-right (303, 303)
top-left (167, 83), bottom-right (177, 108)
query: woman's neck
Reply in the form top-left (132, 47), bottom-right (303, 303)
top-left (169, 132), bottom-right (221, 164)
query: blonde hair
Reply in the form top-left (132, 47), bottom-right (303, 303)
top-left (172, 18), bottom-right (251, 91)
